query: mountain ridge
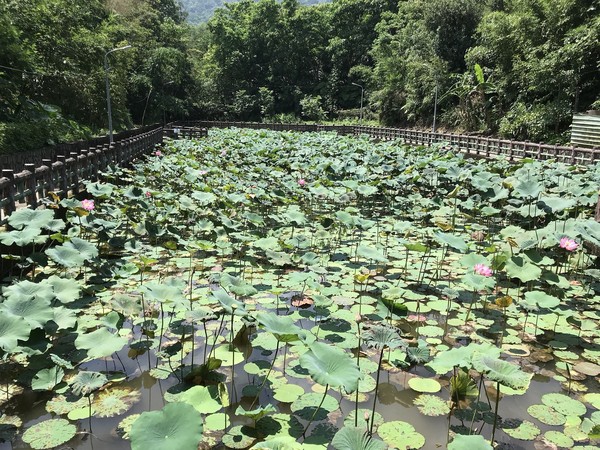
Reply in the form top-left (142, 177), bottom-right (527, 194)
top-left (180, 0), bottom-right (331, 24)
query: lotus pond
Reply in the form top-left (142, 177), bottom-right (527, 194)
top-left (1, 128), bottom-right (600, 450)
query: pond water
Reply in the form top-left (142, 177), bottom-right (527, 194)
top-left (1, 128), bottom-right (599, 450)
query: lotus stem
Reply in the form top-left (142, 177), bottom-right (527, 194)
top-left (302, 383), bottom-right (329, 438)
top-left (249, 340), bottom-right (280, 409)
top-left (370, 348), bottom-right (385, 435)
top-left (490, 381), bottom-right (500, 445)
top-left (230, 311), bottom-right (236, 402)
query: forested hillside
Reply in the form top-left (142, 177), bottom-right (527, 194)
top-left (1, 0), bottom-right (598, 154)
top-left (180, 0), bottom-right (330, 23)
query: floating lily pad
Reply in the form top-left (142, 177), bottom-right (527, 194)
top-left (544, 430), bottom-right (574, 448)
top-left (574, 362), bottom-right (600, 376)
top-left (204, 413), bottom-right (230, 431)
top-left (377, 421), bottom-right (425, 449)
top-left (291, 393), bottom-right (339, 421)
top-left (502, 420), bottom-right (540, 440)
top-left (541, 393), bottom-right (587, 416)
top-left (584, 393), bottom-right (600, 409)
top-left (408, 377), bottom-right (441, 393)
top-left (116, 413), bottom-right (140, 439)
top-left (222, 425), bottom-right (256, 449)
top-left (527, 404), bottom-right (566, 425)
top-left (448, 434), bottom-right (493, 450)
top-left (93, 388), bottom-right (141, 418)
top-left (273, 384), bottom-right (305, 403)
top-left (22, 418), bottom-right (76, 449)
top-left (413, 394), bottom-right (450, 416)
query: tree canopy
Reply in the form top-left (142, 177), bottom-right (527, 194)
top-left (1, 0), bottom-right (598, 153)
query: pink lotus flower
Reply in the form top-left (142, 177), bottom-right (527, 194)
top-left (298, 178), bottom-right (306, 186)
top-left (145, 191), bottom-right (152, 198)
top-left (199, 170), bottom-right (208, 175)
top-left (474, 263), bottom-right (492, 277)
top-left (559, 237), bottom-right (578, 251)
top-left (154, 150), bottom-right (162, 157)
top-left (220, 150), bottom-right (227, 156)
top-left (81, 199), bottom-right (95, 211)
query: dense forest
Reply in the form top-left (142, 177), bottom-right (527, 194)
top-left (181, 0), bottom-right (330, 24)
top-left (1, 0), bottom-right (598, 153)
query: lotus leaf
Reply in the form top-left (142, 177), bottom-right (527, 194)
top-left (433, 232), bottom-right (468, 252)
top-left (524, 291), bottom-right (561, 309)
top-left (413, 394), bottom-right (450, 416)
top-left (31, 366), bottom-right (64, 391)
top-left (130, 402), bottom-right (203, 450)
top-left (45, 276), bottom-right (81, 304)
top-left (448, 434), bottom-right (493, 450)
top-left (356, 245), bottom-right (388, 263)
top-left (377, 421), bottom-right (425, 449)
top-left (46, 394), bottom-right (88, 415)
top-left (176, 386), bottom-right (222, 414)
top-left (250, 436), bottom-right (302, 449)
top-left (427, 343), bottom-right (500, 374)
top-left (472, 354), bottom-right (533, 389)
top-left (545, 430), bottom-right (574, 448)
top-left (70, 371), bottom-right (107, 396)
top-left (541, 393), bottom-right (587, 416)
top-left (291, 393), bottom-right (339, 421)
top-left (299, 341), bottom-right (361, 392)
top-left (527, 404), bottom-right (566, 425)
top-left (93, 388), bottom-right (141, 417)
top-left (502, 420), bottom-right (540, 440)
top-left (273, 384), bottom-right (305, 403)
top-left (362, 324), bottom-right (405, 350)
top-left (408, 378), bottom-right (441, 393)
top-left (0, 227), bottom-right (48, 246)
top-left (1, 296), bottom-right (53, 329)
top-left (504, 256), bottom-right (542, 282)
top-left (22, 418), bottom-right (76, 449)
top-left (236, 404), bottom-right (277, 422)
top-left (46, 237), bottom-right (98, 267)
top-left (257, 312), bottom-right (307, 343)
top-left (212, 288), bottom-right (248, 315)
top-left (75, 328), bottom-right (128, 359)
top-left (7, 208), bottom-right (54, 231)
top-left (2, 280), bottom-right (53, 303)
top-left (332, 426), bottom-right (386, 450)
top-left (0, 315), bottom-right (31, 352)
top-left (584, 393), bottom-right (600, 409)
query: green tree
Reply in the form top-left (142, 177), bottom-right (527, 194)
top-left (466, 0), bottom-right (600, 141)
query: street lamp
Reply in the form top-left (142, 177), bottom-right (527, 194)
top-left (432, 83), bottom-right (438, 134)
top-left (104, 44), bottom-right (131, 143)
top-left (351, 82), bottom-right (364, 126)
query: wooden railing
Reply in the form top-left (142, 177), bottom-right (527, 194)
top-left (1, 119), bottom-right (598, 225)
top-left (0, 126), bottom-right (165, 224)
top-left (175, 121), bottom-right (600, 166)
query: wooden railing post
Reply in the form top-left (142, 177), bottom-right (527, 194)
top-left (24, 163), bottom-right (38, 208)
top-left (70, 152), bottom-right (80, 195)
top-left (1, 169), bottom-right (16, 217)
top-left (42, 159), bottom-right (54, 193)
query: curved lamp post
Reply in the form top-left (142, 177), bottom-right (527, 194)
top-left (104, 45), bottom-right (131, 143)
top-left (351, 82), bottom-right (364, 126)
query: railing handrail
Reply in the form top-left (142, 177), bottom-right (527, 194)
top-left (170, 120), bottom-right (599, 166)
